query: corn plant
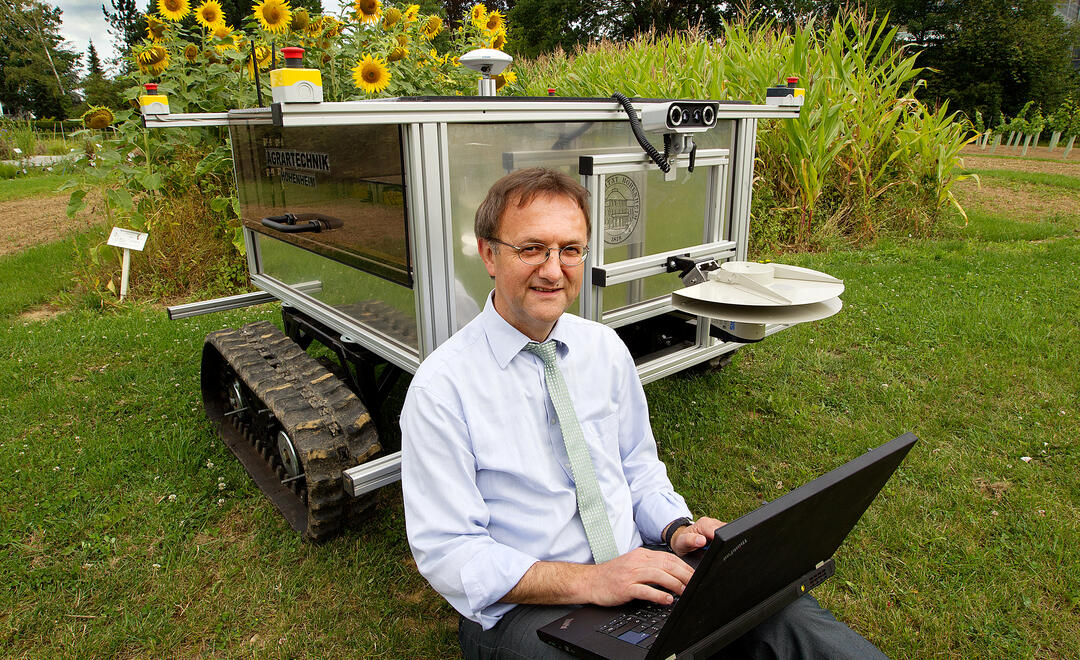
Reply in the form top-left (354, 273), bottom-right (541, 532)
top-left (516, 11), bottom-right (973, 244)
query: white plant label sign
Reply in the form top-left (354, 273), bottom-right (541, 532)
top-left (107, 227), bottom-right (149, 251)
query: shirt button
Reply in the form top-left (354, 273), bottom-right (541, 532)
top-left (550, 418), bottom-right (556, 426)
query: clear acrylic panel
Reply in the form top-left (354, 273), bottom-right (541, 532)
top-left (445, 120), bottom-right (733, 329)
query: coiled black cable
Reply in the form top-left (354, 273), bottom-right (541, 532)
top-left (611, 92), bottom-right (670, 173)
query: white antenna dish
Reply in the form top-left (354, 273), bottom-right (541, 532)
top-left (459, 48), bottom-right (512, 76)
top-left (671, 261), bottom-right (844, 342)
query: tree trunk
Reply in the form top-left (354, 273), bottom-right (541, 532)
top-left (1049, 131), bottom-right (1061, 151)
top-left (1063, 136), bottom-right (1076, 159)
top-left (990, 134), bottom-right (1001, 153)
top-left (1021, 134), bottom-right (1032, 156)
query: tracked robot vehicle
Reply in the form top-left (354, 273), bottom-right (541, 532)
top-left (151, 50), bottom-right (838, 541)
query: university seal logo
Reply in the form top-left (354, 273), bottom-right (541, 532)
top-left (604, 174), bottom-right (641, 245)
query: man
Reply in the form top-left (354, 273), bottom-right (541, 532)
top-left (401, 168), bottom-right (884, 659)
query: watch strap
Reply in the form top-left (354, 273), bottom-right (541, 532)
top-left (662, 516), bottom-right (693, 547)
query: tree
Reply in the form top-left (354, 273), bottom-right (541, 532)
top-left (505, 0), bottom-right (836, 58)
top-left (103, 0), bottom-right (148, 64)
top-left (0, 0), bottom-right (80, 117)
top-left (82, 40), bottom-right (124, 109)
top-left (871, 0), bottom-right (1080, 121)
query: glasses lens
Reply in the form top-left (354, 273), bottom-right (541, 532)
top-left (558, 245), bottom-right (588, 266)
top-left (516, 244), bottom-right (550, 265)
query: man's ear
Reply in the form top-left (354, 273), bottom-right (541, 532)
top-left (478, 238), bottom-right (497, 277)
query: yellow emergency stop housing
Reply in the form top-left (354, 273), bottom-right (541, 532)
top-left (270, 68), bottom-right (323, 103)
top-left (138, 84), bottom-right (170, 116)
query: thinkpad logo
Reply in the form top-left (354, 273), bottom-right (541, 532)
top-left (560, 617), bottom-right (574, 630)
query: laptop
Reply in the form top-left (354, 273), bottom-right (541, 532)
top-left (538, 432), bottom-right (917, 660)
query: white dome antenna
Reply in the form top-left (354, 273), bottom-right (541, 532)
top-left (459, 48), bottom-right (513, 96)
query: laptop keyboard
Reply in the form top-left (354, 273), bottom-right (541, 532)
top-left (597, 598), bottom-right (678, 648)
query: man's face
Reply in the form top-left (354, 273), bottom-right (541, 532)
top-left (478, 193), bottom-right (589, 342)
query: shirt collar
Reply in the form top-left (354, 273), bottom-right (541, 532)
top-left (480, 291), bottom-right (572, 369)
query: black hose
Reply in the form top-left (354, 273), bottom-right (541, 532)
top-left (611, 92), bottom-right (669, 173)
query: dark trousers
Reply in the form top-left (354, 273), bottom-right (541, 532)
top-left (458, 595), bottom-right (887, 659)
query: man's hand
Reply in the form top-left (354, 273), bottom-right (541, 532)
top-left (585, 547), bottom-right (695, 606)
top-left (500, 548), bottom-right (695, 607)
top-left (669, 516), bottom-right (726, 556)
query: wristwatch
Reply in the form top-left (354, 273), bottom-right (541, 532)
top-left (662, 516), bottom-right (693, 548)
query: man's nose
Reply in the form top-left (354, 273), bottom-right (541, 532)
top-left (538, 250), bottom-right (563, 279)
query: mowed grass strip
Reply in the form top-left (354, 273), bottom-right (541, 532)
top-left (1, 184), bottom-right (1078, 656)
top-left (0, 173), bottom-right (72, 203)
top-left (0, 233), bottom-right (94, 317)
top-left (965, 168), bottom-right (1080, 191)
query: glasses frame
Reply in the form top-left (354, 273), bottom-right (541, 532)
top-left (487, 238), bottom-right (591, 267)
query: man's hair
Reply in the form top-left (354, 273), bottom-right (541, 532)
top-left (474, 168), bottom-right (591, 242)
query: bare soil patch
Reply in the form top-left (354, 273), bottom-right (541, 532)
top-left (960, 148), bottom-right (1080, 178)
top-left (0, 191), bottom-right (103, 257)
top-left (954, 175), bottom-right (1080, 221)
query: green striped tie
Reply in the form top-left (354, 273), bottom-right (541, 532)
top-left (524, 340), bottom-right (619, 563)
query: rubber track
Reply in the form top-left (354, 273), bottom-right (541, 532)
top-left (202, 320), bottom-right (381, 542)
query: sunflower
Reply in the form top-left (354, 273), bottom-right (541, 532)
top-left (469, 3), bottom-right (486, 26)
top-left (211, 23), bottom-right (238, 50)
top-left (354, 0), bottom-right (380, 24)
top-left (82, 106), bottom-right (115, 130)
top-left (485, 10), bottom-right (503, 32)
top-left (495, 69), bottom-right (516, 90)
top-left (402, 4), bottom-right (419, 25)
top-left (305, 15), bottom-right (323, 37)
top-left (183, 43), bottom-right (199, 62)
top-left (253, 0), bottom-right (291, 34)
top-left (145, 15), bottom-right (168, 41)
top-left (352, 54), bottom-right (391, 94)
top-left (135, 43), bottom-right (170, 75)
top-left (157, 0), bottom-right (189, 21)
top-left (491, 30), bottom-right (506, 50)
top-left (396, 34), bottom-right (408, 48)
top-left (322, 16), bottom-right (344, 36)
top-left (382, 6), bottom-right (401, 28)
top-left (420, 15), bottom-right (442, 40)
top-left (246, 44), bottom-right (273, 77)
top-left (290, 7), bottom-right (310, 31)
top-left (194, 0), bottom-right (224, 28)
top-left (388, 46), bottom-right (407, 62)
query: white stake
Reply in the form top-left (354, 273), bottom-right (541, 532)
top-left (120, 248), bottom-right (132, 301)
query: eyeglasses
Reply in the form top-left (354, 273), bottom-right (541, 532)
top-left (488, 238), bottom-right (590, 266)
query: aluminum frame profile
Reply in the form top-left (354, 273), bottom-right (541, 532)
top-left (729, 118), bottom-right (759, 261)
top-left (269, 99), bottom-right (800, 128)
top-left (405, 123), bottom-right (458, 360)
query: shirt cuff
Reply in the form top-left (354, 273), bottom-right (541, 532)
top-left (460, 544), bottom-right (540, 630)
top-left (635, 491), bottom-right (693, 545)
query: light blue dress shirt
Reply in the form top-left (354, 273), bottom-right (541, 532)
top-left (401, 294), bottom-right (692, 629)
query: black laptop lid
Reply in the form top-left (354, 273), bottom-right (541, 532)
top-left (647, 432), bottom-right (917, 659)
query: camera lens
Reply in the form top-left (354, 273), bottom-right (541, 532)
top-left (682, 110), bottom-right (691, 124)
top-left (693, 109), bottom-right (702, 123)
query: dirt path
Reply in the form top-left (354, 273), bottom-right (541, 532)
top-left (0, 191), bottom-right (103, 257)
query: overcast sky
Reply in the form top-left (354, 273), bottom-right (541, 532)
top-left (50, 0), bottom-right (122, 74)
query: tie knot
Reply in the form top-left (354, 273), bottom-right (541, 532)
top-left (523, 340), bottom-right (558, 366)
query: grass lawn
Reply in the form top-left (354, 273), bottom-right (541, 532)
top-left (1, 159), bottom-right (1078, 657)
top-left (0, 173), bottom-right (72, 203)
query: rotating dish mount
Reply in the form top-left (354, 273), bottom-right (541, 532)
top-left (669, 259), bottom-right (844, 342)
